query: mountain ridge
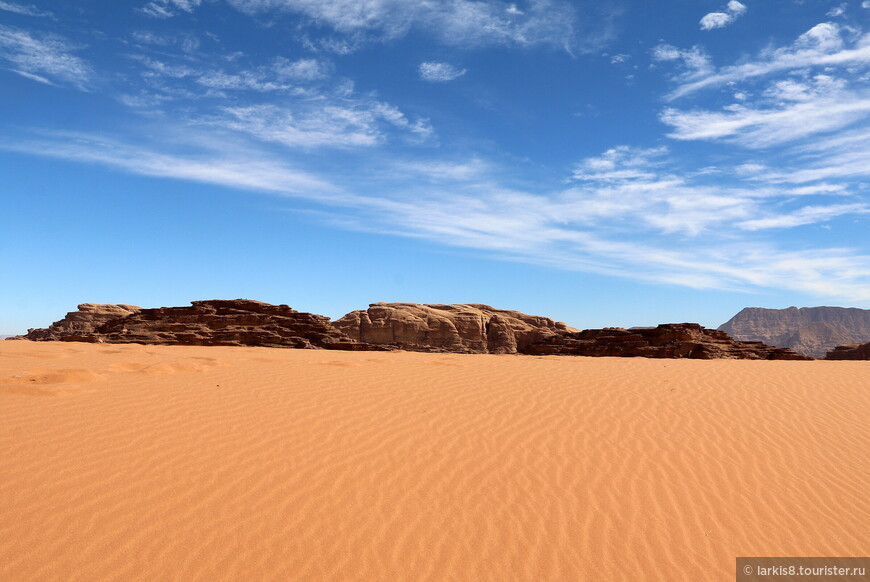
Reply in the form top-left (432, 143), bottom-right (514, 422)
top-left (718, 306), bottom-right (870, 358)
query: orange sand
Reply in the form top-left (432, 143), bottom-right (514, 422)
top-left (0, 340), bottom-right (867, 581)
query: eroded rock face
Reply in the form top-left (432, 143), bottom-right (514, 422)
top-left (523, 323), bottom-right (813, 360)
top-left (30, 300), bottom-right (388, 350)
top-left (825, 342), bottom-right (870, 360)
top-left (718, 306), bottom-right (870, 358)
top-left (332, 303), bottom-right (577, 354)
top-left (25, 303), bottom-right (142, 341)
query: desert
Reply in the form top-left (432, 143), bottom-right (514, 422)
top-left (1, 339), bottom-right (867, 581)
top-left (4, 1), bottom-right (870, 580)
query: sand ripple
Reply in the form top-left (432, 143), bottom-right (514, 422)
top-left (0, 341), bottom-right (866, 581)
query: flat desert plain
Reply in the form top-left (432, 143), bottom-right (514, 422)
top-left (0, 340), bottom-right (867, 581)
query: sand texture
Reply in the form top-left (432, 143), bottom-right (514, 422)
top-left (1, 340), bottom-right (867, 581)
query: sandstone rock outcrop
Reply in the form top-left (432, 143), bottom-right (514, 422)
top-left (24, 303), bottom-right (142, 341)
top-left (332, 303), bottom-right (577, 354)
top-left (29, 300), bottom-right (387, 350)
top-left (718, 306), bottom-right (870, 358)
top-left (523, 323), bottom-right (812, 360)
top-left (825, 342), bottom-right (870, 360)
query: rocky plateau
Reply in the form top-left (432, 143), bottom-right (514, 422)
top-left (21, 300), bottom-right (386, 350)
top-left (13, 300), bottom-right (834, 360)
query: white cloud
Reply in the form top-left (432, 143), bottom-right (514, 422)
top-left (0, 25), bottom-right (90, 88)
top-left (338, 165), bottom-right (870, 301)
top-left (700, 13), bottom-right (732, 30)
top-left (130, 30), bottom-right (201, 53)
top-left (128, 53), bottom-right (333, 97)
top-left (609, 53), bottom-right (629, 64)
top-left (209, 100), bottom-right (431, 149)
top-left (6, 124), bottom-right (870, 303)
top-left (273, 57), bottom-right (331, 81)
top-left (727, 1), bottom-right (747, 14)
top-left (226, 0), bottom-right (578, 51)
top-left (2, 3), bottom-right (868, 306)
top-left (700, 0), bottom-right (746, 30)
top-left (826, 3), bottom-right (847, 17)
top-left (661, 78), bottom-right (870, 147)
top-left (666, 22), bottom-right (870, 99)
top-left (753, 128), bottom-right (870, 184)
top-left (787, 183), bottom-right (848, 195)
top-left (418, 61), bottom-right (466, 82)
top-left (11, 68), bottom-right (50, 83)
top-left (399, 158), bottom-right (488, 181)
top-left (0, 1), bottom-right (50, 17)
top-left (658, 24), bottom-right (870, 157)
top-left (739, 203), bottom-right (870, 230)
top-left (1, 130), bottom-right (336, 196)
top-left (141, 0), bottom-right (201, 18)
top-left (194, 70), bottom-right (290, 92)
top-left (123, 44), bottom-right (430, 151)
top-left (572, 145), bottom-right (667, 182)
top-left (864, 1), bottom-right (870, 8)
top-left (652, 44), bottom-right (713, 78)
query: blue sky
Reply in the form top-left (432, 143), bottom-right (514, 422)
top-left (2, 0), bottom-right (869, 334)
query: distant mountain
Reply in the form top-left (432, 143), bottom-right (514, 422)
top-left (718, 306), bottom-right (870, 358)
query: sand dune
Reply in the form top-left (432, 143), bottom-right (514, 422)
top-left (0, 340), bottom-right (867, 581)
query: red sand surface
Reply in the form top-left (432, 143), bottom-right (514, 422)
top-left (1, 340), bottom-right (867, 581)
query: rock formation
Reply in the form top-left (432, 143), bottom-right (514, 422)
top-left (825, 342), bottom-right (870, 360)
top-left (718, 306), bottom-right (870, 358)
top-left (16, 301), bottom-right (821, 359)
top-left (332, 303), bottom-right (576, 354)
top-left (26, 300), bottom-right (387, 350)
top-left (523, 323), bottom-right (812, 360)
top-left (24, 303), bottom-right (142, 341)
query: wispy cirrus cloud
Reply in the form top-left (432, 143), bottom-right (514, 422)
top-left (653, 19), bottom-right (870, 256)
top-left (664, 22), bottom-right (870, 99)
top-left (140, 0), bottom-right (202, 18)
top-left (129, 53), bottom-right (327, 94)
top-left (0, 1), bottom-right (51, 17)
top-left (209, 101), bottom-right (432, 149)
top-left (739, 203), bottom-right (870, 230)
top-left (273, 57), bottom-right (332, 81)
top-left (1, 129), bottom-right (336, 196)
top-left (744, 127), bottom-right (870, 185)
top-left (565, 145), bottom-right (868, 236)
top-left (653, 18), bottom-right (870, 198)
top-left (337, 148), bottom-right (870, 301)
top-left (3, 2), bottom-right (868, 308)
top-left (0, 24), bottom-right (90, 88)
top-left (121, 43), bottom-right (431, 149)
top-left (651, 43), bottom-right (712, 78)
top-left (662, 75), bottom-right (870, 147)
top-left (225, 0), bottom-right (580, 51)
top-left (6, 122), bottom-right (870, 302)
top-left (418, 61), bottom-right (466, 82)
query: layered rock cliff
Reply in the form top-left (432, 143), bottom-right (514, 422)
top-left (24, 303), bottom-right (142, 341)
top-left (825, 342), bottom-right (870, 360)
top-left (718, 306), bottom-right (870, 358)
top-left (523, 323), bottom-right (812, 360)
top-left (332, 303), bottom-right (576, 354)
top-left (25, 300), bottom-right (385, 350)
